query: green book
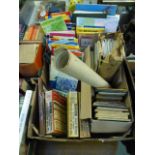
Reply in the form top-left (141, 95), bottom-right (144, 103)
top-left (40, 16), bottom-right (67, 34)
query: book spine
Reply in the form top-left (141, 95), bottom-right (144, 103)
top-left (53, 120), bottom-right (66, 134)
top-left (67, 92), bottom-right (79, 138)
top-left (53, 103), bottom-right (66, 114)
top-left (52, 91), bottom-right (66, 105)
top-left (45, 91), bottom-right (53, 134)
top-left (38, 92), bottom-right (45, 136)
top-left (19, 90), bottom-right (33, 147)
top-left (54, 109), bottom-right (66, 123)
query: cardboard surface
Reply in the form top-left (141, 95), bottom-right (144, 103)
top-left (19, 44), bottom-right (38, 63)
top-left (80, 47), bottom-right (92, 119)
top-left (19, 43), bottom-right (43, 77)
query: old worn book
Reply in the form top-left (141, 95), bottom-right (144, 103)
top-left (93, 101), bottom-right (127, 109)
top-left (45, 90), bottom-right (67, 135)
top-left (67, 91), bottom-right (79, 138)
top-left (95, 94), bottom-right (123, 101)
top-left (79, 120), bottom-right (91, 138)
top-left (95, 106), bottom-right (128, 112)
top-left (91, 119), bottom-right (132, 133)
top-left (95, 112), bottom-right (130, 122)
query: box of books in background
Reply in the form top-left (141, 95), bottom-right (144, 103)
top-left (73, 3), bottom-right (120, 51)
top-left (18, 2), bottom-right (135, 142)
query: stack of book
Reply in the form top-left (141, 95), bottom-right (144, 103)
top-left (47, 30), bottom-right (83, 59)
top-left (73, 3), bottom-right (120, 34)
top-left (94, 102), bottom-right (130, 122)
top-left (91, 88), bottom-right (132, 133)
top-left (41, 15), bottom-right (84, 92)
top-left (72, 3), bottom-right (117, 23)
top-left (93, 88), bottom-right (130, 122)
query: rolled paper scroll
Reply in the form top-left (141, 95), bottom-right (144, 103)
top-left (54, 48), bottom-right (110, 88)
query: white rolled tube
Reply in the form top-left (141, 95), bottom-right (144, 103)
top-left (54, 48), bottom-right (110, 88)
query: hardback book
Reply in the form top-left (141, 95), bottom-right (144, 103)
top-left (95, 94), bottom-right (123, 101)
top-left (67, 91), bottom-right (79, 138)
top-left (75, 4), bottom-right (117, 15)
top-left (93, 101), bottom-right (127, 109)
top-left (91, 119), bottom-right (132, 133)
top-left (95, 111), bottom-right (130, 122)
top-left (95, 106), bottom-right (128, 112)
top-left (94, 103), bottom-right (130, 122)
top-left (72, 10), bottom-right (107, 23)
top-left (79, 120), bottom-right (91, 138)
top-left (45, 90), bottom-right (67, 135)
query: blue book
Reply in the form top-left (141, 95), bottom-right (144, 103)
top-left (75, 4), bottom-right (117, 15)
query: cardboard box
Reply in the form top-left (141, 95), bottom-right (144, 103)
top-left (97, 33), bottom-right (126, 81)
top-left (19, 43), bottom-right (43, 77)
top-left (80, 46), bottom-right (92, 119)
top-left (27, 82), bottom-right (133, 142)
top-left (27, 49), bottom-right (134, 142)
top-left (124, 60), bottom-right (135, 117)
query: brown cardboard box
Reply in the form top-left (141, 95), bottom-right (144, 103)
top-left (80, 46), bottom-right (92, 119)
top-left (97, 32), bottom-right (126, 81)
top-left (19, 43), bottom-right (43, 77)
top-left (27, 53), bottom-right (134, 142)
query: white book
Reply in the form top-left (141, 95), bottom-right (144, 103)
top-left (19, 90), bottom-right (33, 148)
top-left (67, 92), bottom-right (79, 138)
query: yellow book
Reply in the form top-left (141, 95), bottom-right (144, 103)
top-left (51, 44), bottom-right (80, 50)
top-left (76, 31), bottom-right (102, 35)
top-left (67, 91), bottom-right (79, 138)
top-left (76, 27), bottom-right (105, 32)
